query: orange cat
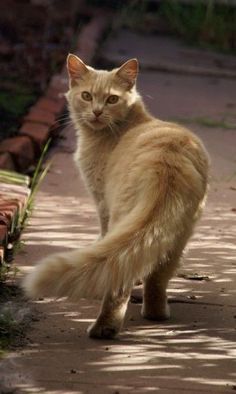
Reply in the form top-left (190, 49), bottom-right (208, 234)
top-left (23, 54), bottom-right (209, 339)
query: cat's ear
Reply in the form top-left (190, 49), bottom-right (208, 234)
top-left (67, 54), bottom-right (89, 86)
top-left (116, 58), bottom-right (139, 89)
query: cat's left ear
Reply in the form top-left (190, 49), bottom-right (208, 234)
top-left (116, 58), bottom-right (139, 89)
top-left (67, 54), bottom-right (89, 87)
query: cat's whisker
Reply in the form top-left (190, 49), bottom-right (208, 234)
top-left (57, 115), bottom-right (72, 122)
top-left (75, 115), bottom-right (89, 122)
top-left (107, 123), bottom-right (115, 136)
top-left (46, 116), bottom-right (73, 133)
top-left (56, 112), bottom-right (70, 119)
top-left (60, 120), bottom-right (74, 127)
top-left (107, 121), bottom-right (119, 138)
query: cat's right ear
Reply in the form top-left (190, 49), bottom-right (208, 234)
top-left (67, 54), bottom-right (88, 87)
top-left (116, 58), bottom-right (139, 89)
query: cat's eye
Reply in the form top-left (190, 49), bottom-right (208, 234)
top-left (107, 95), bottom-right (119, 104)
top-left (81, 91), bottom-right (92, 101)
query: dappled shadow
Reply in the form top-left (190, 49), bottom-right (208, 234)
top-left (24, 193), bottom-right (98, 249)
top-left (1, 295), bottom-right (235, 393)
top-left (171, 192), bottom-right (236, 307)
top-left (2, 180), bottom-right (235, 393)
top-left (19, 143), bottom-right (100, 275)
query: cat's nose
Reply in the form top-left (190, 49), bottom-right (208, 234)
top-left (93, 109), bottom-right (103, 118)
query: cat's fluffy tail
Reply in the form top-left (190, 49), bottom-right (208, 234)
top-left (23, 167), bottom-right (200, 300)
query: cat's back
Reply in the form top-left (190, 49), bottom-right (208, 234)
top-left (109, 118), bottom-right (209, 176)
top-left (104, 118), bottom-right (209, 218)
top-left (105, 118), bottom-right (209, 210)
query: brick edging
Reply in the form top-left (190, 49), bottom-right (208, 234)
top-left (0, 9), bottom-right (112, 266)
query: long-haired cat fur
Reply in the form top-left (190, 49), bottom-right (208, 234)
top-left (23, 54), bottom-right (209, 339)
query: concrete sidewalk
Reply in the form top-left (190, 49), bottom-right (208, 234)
top-left (1, 31), bottom-right (236, 393)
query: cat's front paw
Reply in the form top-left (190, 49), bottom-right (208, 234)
top-left (87, 321), bottom-right (119, 339)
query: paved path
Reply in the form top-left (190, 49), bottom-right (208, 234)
top-left (1, 32), bottom-right (236, 393)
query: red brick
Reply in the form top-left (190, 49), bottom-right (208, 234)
top-left (0, 199), bottom-right (22, 235)
top-left (0, 185), bottom-right (30, 215)
top-left (0, 200), bottom-right (19, 211)
top-left (49, 119), bottom-right (61, 135)
top-left (0, 224), bottom-right (8, 246)
top-left (0, 152), bottom-right (16, 171)
top-left (36, 97), bottom-right (64, 115)
top-left (0, 203), bottom-right (18, 226)
top-left (0, 198), bottom-right (22, 213)
top-left (24, 107), bottom-right (55, 126)
top-left (0, 246), bottom-right (5, 264)
top-left (0, 136), bottom-right (35, 171)
top-left (0, 214), bottom-right (10, 229)
top-left (0, 195), bottom-right (27, 213)
top-left (49, 74), bottom-right (68, 94)
top-left (0, 183), bottom-right (30, 199)
top-left (19, 122), bottom-right (51, 154)
top-left (77, 15), bottom-right (109, 63)
top-left (46, 86), bottom-right (65, 102)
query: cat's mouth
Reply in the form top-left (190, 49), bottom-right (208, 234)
top-left (90, 118), bottom-right (103, 124)
top-left (89, 117), bottom-right (106, 129)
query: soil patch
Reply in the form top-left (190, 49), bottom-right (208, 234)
top-left (0, 281), bottom-right (37, 356)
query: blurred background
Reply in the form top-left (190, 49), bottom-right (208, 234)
top-left (1, 0), bottom-right (236, 142)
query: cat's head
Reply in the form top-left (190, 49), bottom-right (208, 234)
top-left (66, 54), bottom-right (139, 131)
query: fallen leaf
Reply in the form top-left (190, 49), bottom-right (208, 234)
top-left (178, 273), bottom-right (210, 281)
top-left (188, 295), bottom-right (197, 300)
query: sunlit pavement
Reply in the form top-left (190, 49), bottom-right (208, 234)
top-left (1, 38), bottom-right (236, 393)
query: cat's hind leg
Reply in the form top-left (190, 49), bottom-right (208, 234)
top-left (141, 256), bottom-right (180, 321)
top-left (88, 288), bottom-right (131, 339)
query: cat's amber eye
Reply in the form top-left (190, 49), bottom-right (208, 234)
top-left (81, 91), bottom-right (92, 101)
top-left (107, 95), bottom-right (119, 104)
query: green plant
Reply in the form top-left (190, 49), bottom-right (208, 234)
top-left (114, 0), bottom-right (148, 31)
top-left (0, 82), bottom-right (37, 141)
top-left (113, 1), bottom-right (236, 53)
top-left (0, 139), bottom-right (51, 284)
top-left (159, 1), bottom-right (236, 53)
top-left (13, 240), bottom-right (26, 255)
top-left (0, 299), bottom-right (28, 354)
top-left (0, 170), bottom-right (29, 187)
top-left (0, 310), bottom-right (16, 351)
top-left (21, 139), bottom-right (52, 227)
top-left (0, 138), bottom-right (51, 353)
top-left (0, 259), bottom-right (20, 285)
top-left (172, 116), bottom-right (236, 130)
top-left (0, 263), bottom-right (10, 283)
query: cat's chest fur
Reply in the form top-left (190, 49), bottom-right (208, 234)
top-left (75, 132), bottom-right (115, 202)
